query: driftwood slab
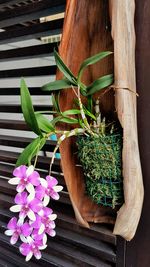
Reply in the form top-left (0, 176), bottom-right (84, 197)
top-left (57, 0), bottom-right (116, 227)
top-left (110, 0), bottom-right (144, 241)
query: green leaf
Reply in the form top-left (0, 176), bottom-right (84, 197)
top-left (78, 51), bottom-right (113, 81)
top-left (54, 49), bottom-right (77, 84)
top-left (42, 79), bottom-right (72, 91)
top-left (86, 74), bottom-right (113, 96)
top-left (51, 93), bottom-right (60, 112)
top-left (51, 116), bottom-right (62, 126)
top-left (20, 79), bottom-right (42, 136)
top-left (35, 111), bottom-right (57, 114)
top-left (35, 113), bottom-right (55, 133)
top-left (59, 117), bottom-right (79, 124)
top-left (51, 115), bottom-right (78, 125)
top-left (16, 136), bottom-right (46, 166)
top-left (62, 109), bottom-right (81, 116)
top-left (83, 106), bottom-right (96, 120)
top-left (87, 95), bottom-right (93, 113)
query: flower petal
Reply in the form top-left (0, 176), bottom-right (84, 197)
top-left (26, 165), bottom-right (34, 176)
top-left (46, 175), bottom-right (58, 187)
top-left (5, 230), bottom-right (14, 236)
top-left (43, 195), bottom-right (50, 207)
top-left (27, 209), bottom-right (36, 221)
top-left (40, 207), bottom-right (52, 217)
top-left (32, 229), bottom-right (44, 241)
top-left (26, 184), bottom-right (35, 200)
top-left (34, 249), bottom-right (41, 260)
top-left (39, 244), bottom-right (47, 250)
top-left (17, 217), bottom-right (24, 225)
top-left (53, 185), bottom-right (63, 192)
top-left (20, 243), bottom-right (31, 256)
top-left (26, 251), bottom-right (33, 262)
top-left (10, 205), bottom-right (21, 213)
top-left (35, 185), bottom-right (45, 200)
top-left (8, 177), bottom-right (20, 185)
top-left (39, 178), bottom-right (48, 187)
top-left (15, 192), bottom-right (27, 205)
top-left (43, 234), bottom-right (47, 245)
top-left (7, 217), bottom-right (17, 230)
top-left (16, 183), bottom-right (26, 193)
top-left (10, 233), bottom-right (19, 244)
top-left (31, 215), bottom-right (41, 229)
top-left (38, 223), bottom-right (45, 235)
top-left (27, 236), bottom-right (33, 244)
top-left (19, 211), bottom-right (26, 220)
top-left (30, 199), bottom-right (43, 213)
top-left (20, 235), bottom-right (28, 243)
top-left (28, 171), bottom-right (40, 186)
top-left (48, 221), bottom-right (56, 229)
top-left (13, 165), bottom-right (27, 178)
top-left (21, 223), bottom-right (33, 237)
top-left (47, 229), bottom-right (56, 237)
top-left (49, 214), bottom-right (57, 221)
top-left (50, 191), bottom-right (60, 200)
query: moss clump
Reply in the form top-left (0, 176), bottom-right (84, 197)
top-left (77, 133), bottom-right (123, 208)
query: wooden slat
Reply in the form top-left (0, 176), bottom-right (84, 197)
top-left (0, 212), bottom-right (116, 263)
top-left (0, 0), bottom-right (65, 28)
top-left (0, 19), bottom-right (63, 45)
top-left (0, 65), bottom-right (56, 78)
top-left (0, 43), bottom-right (57, 62)
top-left (0, 104), bottom-right (52, 113)
top-left (0, 87), bottom-right (51, 95)
top-left (0, 0), bottom-right (24, 8)
top-left (0, 119), bottom-right (29, 130)
top-left (0, 135), bottom-right (56, 151)
top-left (0, 149), bottom-right (59, 167)
top-left (0, 234), bottom-right (113, 267)
top-left (0, 187), bottom-right (70, 207)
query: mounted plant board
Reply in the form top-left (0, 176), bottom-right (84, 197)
top-left (55, 0), bottom-right (116, 227)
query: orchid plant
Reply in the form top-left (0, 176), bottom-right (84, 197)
top-left (5, 50), bottom-right (114, 261)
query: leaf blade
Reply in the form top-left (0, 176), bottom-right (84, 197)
top-left (78, 51), bottom-right (113, 81)
top-left (16, 136), bottom-right (46, 167)
top-left (86, 74), bottom-right (113, 96)
top-left (35, 113), bottom-right (55, 133)
top-left (20, 79), bottom-right (41, 136)
top-left (54, 49), bottom-right (77, 84)
top-left (42, 79), bottom-right (72, 91)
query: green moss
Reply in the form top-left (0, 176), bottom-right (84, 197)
top-left (77, 133), bottom-right (123, 208)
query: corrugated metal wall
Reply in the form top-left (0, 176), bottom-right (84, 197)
top-left (0, 1), bottom-right (122, 266)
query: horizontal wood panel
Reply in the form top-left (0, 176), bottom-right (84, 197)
top-left (0, 135), bottom-right (56, 151)
top-left (0, 104), bottom-right (52, 113)
top-left (0, 0), bottom-right (24, 8)
top-left (0, 43), bottom-right (57, 62)
top-left (0, 119), bottom-right (30, 130)
top-left (0, 87), bottom-right (51, 95)
top-left (0, 19), bottom-right (63, 44)
top-left (0, 0), bottom-right (65, 28)
top-left (0, 65), bottom-right (56, 78)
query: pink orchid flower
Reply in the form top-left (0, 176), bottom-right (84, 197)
top-left (31, 207), bottom-right (56, 237)
top-left (20, 236), bottom-right (47, 261)
top-left (36, 175), bottom-right (63, 206)
top-left (10, 192), bottom-right (43, 221)
top-left (8, 165), bottom-right (40, 194)
top-left (5, 217), bottom-right (32, 244)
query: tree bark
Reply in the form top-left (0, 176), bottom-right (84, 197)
top-left (57, 0), bottom-right (116, 227)
top-left (109, 0), bottom-right (144, 241)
